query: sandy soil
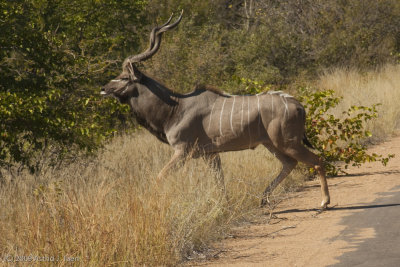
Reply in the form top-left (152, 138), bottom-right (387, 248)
top-left (194, 132), bottom-right (400, 267)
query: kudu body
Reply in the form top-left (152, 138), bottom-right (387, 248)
top-left (101, 12), bottom-right (330, 208)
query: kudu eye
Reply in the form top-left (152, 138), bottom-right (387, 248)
top-left (100, 87), bottom-right (107, 95)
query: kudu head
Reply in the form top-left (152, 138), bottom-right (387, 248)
top-left (100, 11), bottom-right (183, 102)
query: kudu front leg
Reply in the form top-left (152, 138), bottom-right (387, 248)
top-left (261, 144), bottom-right (297, 207)
top-left (157, 150), bottom-right (185, 181)
top-left (261, 155), bottom-right (297, 207)
top-left (204, 153), bottom-right (226, 195)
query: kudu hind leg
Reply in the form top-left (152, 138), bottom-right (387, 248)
top-left (261, 144), bottom-right (297, 207)
top-left (284, 144), bottom-right (330, 209)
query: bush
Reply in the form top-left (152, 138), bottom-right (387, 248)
top-left (144, 0), bottom-right (400, 91)
top-left (299, 88), bottom-right (394, 176)
top-left (0, 0), bottom-right (144, 174)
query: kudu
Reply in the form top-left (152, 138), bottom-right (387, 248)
top-left (101, 12), bottom-right (330, 209)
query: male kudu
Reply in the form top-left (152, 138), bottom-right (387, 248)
top-left (100, 12), bottom-right (330, 209)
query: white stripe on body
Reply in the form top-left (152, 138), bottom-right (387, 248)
top-left (230, 96), bottom-right (236, 135)
top-left (271, 94), bottom-right (274, 118)
top-left (208, 100), bottom-right (217, 132)
top-left (268, 90), bottom-right (293, 98)
top-left (256, 94), bottom-right (261, 135)
top-left (267, 90), bottom-right (293, 118)
top-left (241, 96), bottom-right (244, 131)
top-left (247, 96), bottom-right (251, 147)
top-left (268, 90), bottom-right (283, 95)
top-left (281, 93), bottom-right (293, 98)
top-left (280, 95), bottom-right (289, 117)
top-left (219, 98), bottom-right (227, 137)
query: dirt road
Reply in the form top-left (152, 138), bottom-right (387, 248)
top-left (196, 134), bottom-right (400, 267)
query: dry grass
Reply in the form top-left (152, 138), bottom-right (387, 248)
top-left (1, 65), bottom-right (399, 266)
top-left (0, 132), bottom-right (305, 266)
top-left (317, 64), bottom-right (400, 142)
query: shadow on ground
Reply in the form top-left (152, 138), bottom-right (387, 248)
top-left (327, 185), bottom-right (400, 267)
top-left (338, 170), bottom-right (400, 177)
top-left (274, 202), bottom-right (400, 215)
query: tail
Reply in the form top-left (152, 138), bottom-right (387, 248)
top-left (303, 134), bottom-right (314, 149)
top-left (299, 106), bottom-right (313, 149)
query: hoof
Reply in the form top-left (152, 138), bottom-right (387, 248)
top-left (320, 198), bottom-right (330, 209)
top-left (260, 199), bottom-right (266, 208)
top-left (260, 196), bottom-right (270, 208)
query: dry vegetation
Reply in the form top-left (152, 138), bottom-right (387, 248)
top-left (318, 64), bottom-right (400, 142)
top-left (0, 65), bottom-right (399, 266)
top-left (0, 131), bottom-right (305, 266)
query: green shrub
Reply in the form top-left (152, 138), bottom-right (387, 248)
top-left (145, 0), bottom-right (400, 91)
top-left (0, 0), bottom-right (144, 174)
top-left (299, 88), bottom-right (394, 176)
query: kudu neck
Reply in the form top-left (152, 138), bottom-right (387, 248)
top-left (140, 75), bottom-right (178, 105)
top-left (129, 75), bottom-right (178, 143)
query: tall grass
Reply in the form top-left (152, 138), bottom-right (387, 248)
top-left (317, 64), bottom-right (400, 141)
top-left (0, 132), bottom-right (305, 266)
top-left (1, 65), bottom-right (399, 265)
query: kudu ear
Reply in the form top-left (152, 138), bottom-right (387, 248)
top-left (127, 63), bottom-right (142, 82)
